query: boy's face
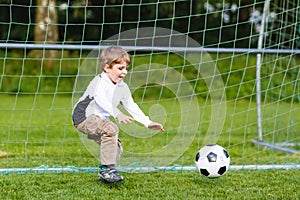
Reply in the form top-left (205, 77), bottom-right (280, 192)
top-left (105, 61), bottom-right (129, 84)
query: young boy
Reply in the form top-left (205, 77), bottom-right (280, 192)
top-left (72, 46), bottom-right (164, 183)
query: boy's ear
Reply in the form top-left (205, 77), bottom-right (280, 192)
top-left (104, 64), bottom-right (110, 72)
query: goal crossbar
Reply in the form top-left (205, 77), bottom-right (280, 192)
top-left (0, 43), bottom-right (299, 54)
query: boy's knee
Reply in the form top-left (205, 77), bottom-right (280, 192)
top-left (87, 133), bottom-right (101, 144)
top-left (101, 119), bottom-right (119, 136)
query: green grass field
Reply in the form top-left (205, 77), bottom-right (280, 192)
top-left (0, 170), bottom-right (299, 199)
top-left (0, 94), bottom-right (299, 199)
top-left (1, 94), bottom-right (299, 167)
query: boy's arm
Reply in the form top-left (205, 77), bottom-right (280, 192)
top-left (121, 86), bottom-right (164, 131)
top-left (121, 96), bottom-right (152, 127)
top-left (95, 91), bottom-right (134, 124)
top-left (94, 92), bottom-right (122, 118)
top-left (122, 99), bottom-right (164, 132)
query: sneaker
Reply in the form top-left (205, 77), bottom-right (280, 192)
top-left (98, 168), bottom-right (124, 183)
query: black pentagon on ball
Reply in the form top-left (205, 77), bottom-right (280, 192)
top-left (200, 168), bottom-right (210, 176)
top-left (223, 149), bottom-right (230, 158)
top-left (207, 152), bottom-right (217, 162)
top-left (195, 152), bottom-right (200, 162)
top-left (206, 144), bottom-right (216, 146)
top-left (218, 166), bottom-right (227, 175)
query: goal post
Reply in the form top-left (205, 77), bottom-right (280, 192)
top-left (0, 0), bottom-right (299, 174)
top-left (252, 0), bottom-right (300, 155)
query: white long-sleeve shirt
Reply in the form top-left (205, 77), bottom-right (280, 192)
top-left (72, 72), bottom-right (152, 127)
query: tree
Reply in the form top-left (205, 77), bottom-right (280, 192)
top-left (34, 0), bottom-right (59, 70)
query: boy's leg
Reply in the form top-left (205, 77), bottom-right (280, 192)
top-left (76, 114), bottom-right (122, 165)
top-left (99, 119), bottom-right (119, 166)
top-left (96, 118), bottom-right (123, 183)
top-left (75, 114), bottom-right (123, 183)
top-left (116, 139), bottom-right (123, 165)
top-left (75, 114), bottom-right (102, 144)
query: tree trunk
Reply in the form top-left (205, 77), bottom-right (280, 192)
top-left (34, 0), bottom-right (59, 70)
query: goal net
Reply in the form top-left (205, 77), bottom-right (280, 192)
top-left (0, 0), bottom-right (299, 173)
top-left (251, 0), bottom-right (300, 156)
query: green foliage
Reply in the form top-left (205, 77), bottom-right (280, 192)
top-left (0, 1), bottom-right (262, 48)
top-left (1, 50), bottom-right (299, 102)
top-left (0, 50), bottom-right (79, 93)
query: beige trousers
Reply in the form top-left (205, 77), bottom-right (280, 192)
top-left (75, 114), bottom-right (123, 166)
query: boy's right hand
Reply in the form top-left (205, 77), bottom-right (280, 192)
top-left (148, 122), bottom-right (165, 132)
top-left (116, 113), bottom-right (134, 124)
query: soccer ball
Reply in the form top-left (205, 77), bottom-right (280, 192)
top-left (195, 144), bottom-right (230, 178)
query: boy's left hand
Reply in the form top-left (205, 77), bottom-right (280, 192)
top-left (116, 113), bottom-right (134, 124)
top-left (148, 122), bottom-right (165, 132)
